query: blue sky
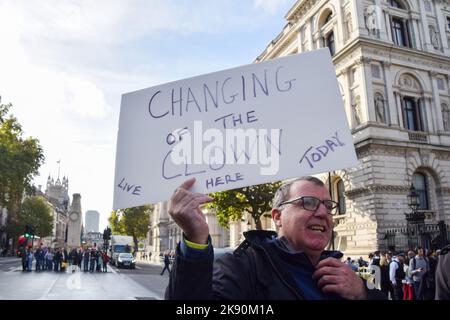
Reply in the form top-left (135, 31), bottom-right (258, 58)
top-left (0, 0), bottom-right (294, 230)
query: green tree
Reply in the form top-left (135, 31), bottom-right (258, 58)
top-left (108, 206), bottom-right (152, 253)
top-left (208, 182), bottom-right (281, 230)
top-left (0, 102), bottom-right (44, 249)
top-left (18, 196), bottom-right (53, 238)
top-left (108, 210), bottom-right (125, 235)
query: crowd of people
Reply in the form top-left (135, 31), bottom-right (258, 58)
top-left (348, 247), bottom-right (441, 300)
top-left (17, 244), bottom-right (110, 273)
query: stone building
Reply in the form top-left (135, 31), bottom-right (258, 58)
top-left (44, 176), bottom-right (71, 248)
top-left (148, 201), bottom-right (230, 262)
top-left (255, 0), bottom-right (450, 256)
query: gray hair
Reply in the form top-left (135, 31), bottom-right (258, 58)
top-left (272, 176), bottom-right (325, 209)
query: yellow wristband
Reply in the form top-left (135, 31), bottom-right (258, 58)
top-left (184, 238), bottom-right (209, 250)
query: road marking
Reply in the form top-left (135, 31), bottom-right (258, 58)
top-left (8, 266), bottom-right (22, 273)
top-left (135, 266), bottom-right (141, 270)
top-left (109, 267), bottom-right (118, 274)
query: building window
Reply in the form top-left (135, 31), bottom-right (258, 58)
top-left (326, 32), bottom-right (335, 56)
top-left (403, 97), bottom-right (423, 131)
top-left (371, 64), bottom-right (381, 78)
top-left (337, 180), bottom-right (346, 214)
top-left (442, 103), bottom-right (450, 131)
top-left (392, 18), bottom-right (410, 47)
top-left (349, 68), bottom-right (357, 86)
top-left (324, 12), bottom-right (333, 24)
top-left (437, 78), bottom-right (445, 91)
top-left (413, 173), bottom-right (429, 210)
top-left (447, 17), bottom-right (450, 30)
top-left (389, 0), bottom-right (405, 9)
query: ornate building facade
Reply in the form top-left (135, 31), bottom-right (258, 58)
top-left (255, 0), bottom-right (450, 256)
top-left (148, 202), bottom-right (230, 262)
top-left (44, 175), bottom-right (70, 248)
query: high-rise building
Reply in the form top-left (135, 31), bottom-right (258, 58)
top-left (85, 210), bottom-right (100, 233)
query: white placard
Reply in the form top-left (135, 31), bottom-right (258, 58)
top-left (113, 49), bottom-right (357, 210)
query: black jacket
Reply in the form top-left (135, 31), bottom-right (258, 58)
top-left (165, 230), bottom-right (386, 300)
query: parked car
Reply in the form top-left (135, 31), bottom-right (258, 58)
top-left (116, 252), bottom-right (136, 269)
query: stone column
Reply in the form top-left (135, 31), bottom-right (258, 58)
top-left (374, 0), bottom-right (389, 41)
top-left (335, 0), bottom-right (345, 49)
top-left (384, 10), bottom-right (392, 41)
top-left (358, 57), bottom-right (376, 123)
top-left (419, 0), bottom-right (433, 52)
top-left (297, 30), bottom-right (302, 53)
top-left (153, 201), bottom-right (169, 263)
top-left (382, 61), bottom-right (398, 126)
top-left (395, 92), bottom-right (404, 128)
top-left (430, 72), bottom-right (444, 132)
top-left (353, 0), bottom-right (365, 37)
top-left (308, 18), bottom-right (315, 51)
top-left (434, 1), bottom-right (450, 54)
top-left (411, 18), bottom-right (422, 50)
top-left (422, 96), bottom-right (433, 132)
top-left (344, 67), bottom-right (356, 128)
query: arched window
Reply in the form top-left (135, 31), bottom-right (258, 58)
top-left (389, 0), bottom-right (405, 9)
top-left (337, 180), bottom-right (346, 214)
top-left (387, 0), bottom-right (411, 47)
top-left (442, 103), bottom-right (450, 131)
top-left (326, 32), bottom-right (335, 56)
top-left (319, 9), bottom-right (336, 56)
top-left (413, 173), bottom-right (429, 210)
top-left (324, 12), bottom-right (333, 24)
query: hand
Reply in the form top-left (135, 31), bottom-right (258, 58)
top-left (168, 177), bottom-right (213, 244)
top-left (312, 258), bottom-right (367, 300)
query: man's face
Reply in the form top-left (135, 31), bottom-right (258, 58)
top-left (273, 181), bottom-right (333, 253)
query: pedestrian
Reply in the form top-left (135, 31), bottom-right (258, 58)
top-left (83, 249), bottom-right (90, 272)
top-left (160, 251), bottom-right (171, 276)
top-left (165, 176), bottom-right (386, 299)
top-left (53, 249), bottom-right (62, 272)
top-left (71, 249), bottom-right (78, 273)
top-left (26, 248), bottom-right (33, 272)
top-left (410, 247), bottom-right (429, 300)
top-left (435, 245), bottom-right (450, 300)
top-left (102, 251), bottom-right (109, 272)
top-left (403, 251), bottom-right (415, 300)
top-left (20, 247), bottom-right (27, 272)
top-left (389, 253), bottom-right (405, 300)
top-left (89, 250), bottom-right (96, 272)
top-left (45, 249), bottom-right (54, 271)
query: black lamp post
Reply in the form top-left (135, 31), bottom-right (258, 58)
top-left (405, 184), bottom-right (425, 250)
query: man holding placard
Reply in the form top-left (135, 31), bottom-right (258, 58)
top-left (164, 176), bottom-right (386, 300)
top-left (114, 49), bottom-right (386, 300)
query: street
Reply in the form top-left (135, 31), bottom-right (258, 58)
top-left (0, 257), bottom-right (169, 300)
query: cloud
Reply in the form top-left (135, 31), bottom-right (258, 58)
top-left (0, 0), bottom-right (293, 229)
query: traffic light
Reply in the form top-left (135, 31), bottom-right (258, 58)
top-left (24, 225), bottom-right (31, 238)
top-left (104, 227), bottom-right (111, 240)
top-left (24, 225), bottom-right (35, 238)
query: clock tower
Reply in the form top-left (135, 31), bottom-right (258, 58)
top-left (67, 193), bottom-right (82, 248)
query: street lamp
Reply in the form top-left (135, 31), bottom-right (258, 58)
top-left (407, 184), bottom-right (420, 212)
top-left (405, 183), bottom-right (425, 250)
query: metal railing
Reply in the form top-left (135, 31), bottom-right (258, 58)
top-left (383, 222), bottom-right (449, 252)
